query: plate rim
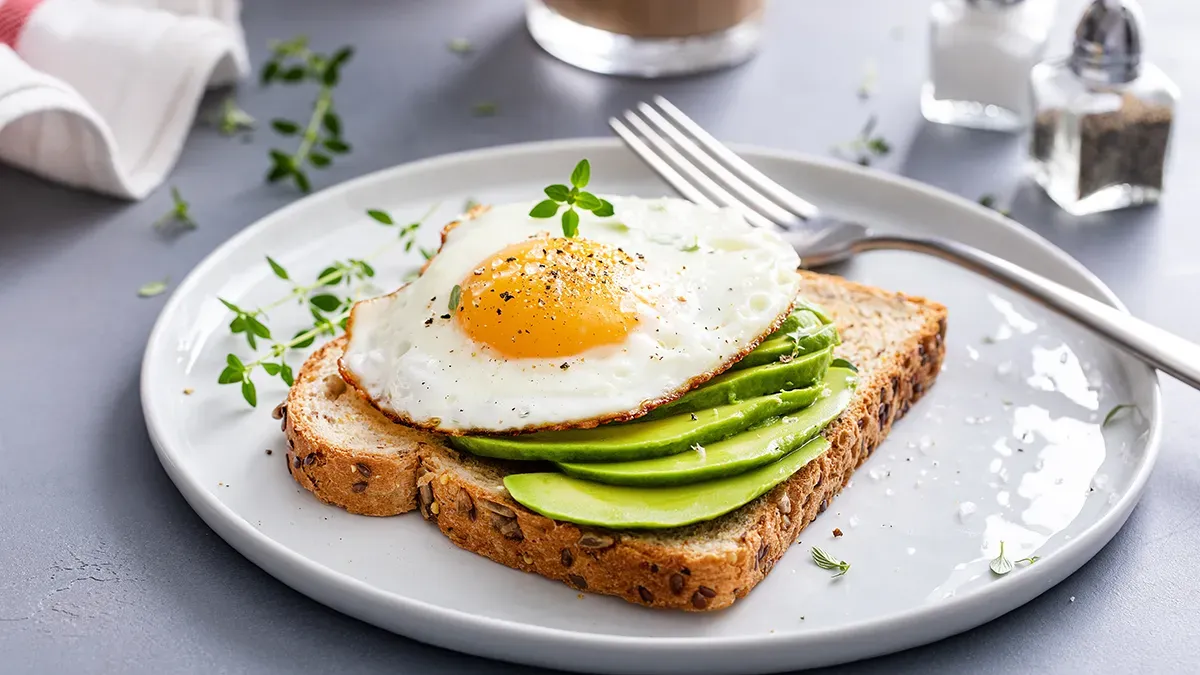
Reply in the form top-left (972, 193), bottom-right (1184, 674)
top-left (141, 137), bottom-right (1163, 671)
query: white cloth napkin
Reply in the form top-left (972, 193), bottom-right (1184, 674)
top-left (0, 0), bottom-right (248, 199)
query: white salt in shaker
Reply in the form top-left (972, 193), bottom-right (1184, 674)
top-left (923, 0), bottom-right (1058, 131)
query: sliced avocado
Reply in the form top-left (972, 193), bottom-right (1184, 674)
top-left (449, 386), bottom-right (824, 462)
top-left (735, 323), bottom-right (840, 370)
top-left (764, 310), bottom-right (808, 340)
top-left (558, 367), bottom-right (856, 486)
top-left (504, 436), bottom-right (831, 529)
top-left (638, 347), bottom-right (832, 422)
top-left (792, 297), bottom-right (833, 325)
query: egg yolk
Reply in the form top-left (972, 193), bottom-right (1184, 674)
top-left (455, 237), bottom-right (642, 359)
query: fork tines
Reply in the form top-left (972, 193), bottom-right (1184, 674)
top-left (610, 96), bottom-right (820, 230)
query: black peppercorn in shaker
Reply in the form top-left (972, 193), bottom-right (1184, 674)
top-left (1027, 0), bottom-right (1179, 216)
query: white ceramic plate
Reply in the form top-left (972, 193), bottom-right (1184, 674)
top-left (142, 139), bottom-right (1160, 674)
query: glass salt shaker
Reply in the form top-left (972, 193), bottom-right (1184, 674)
top-left (1029, 0), bottom-right (1178, 216)
top-left (923, 0), bottom-right (1058, 132)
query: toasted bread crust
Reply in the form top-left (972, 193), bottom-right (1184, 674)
top-left (282, 272), bottom-right (947, 609)
top-left (284, 339), bottom-right (433, 517)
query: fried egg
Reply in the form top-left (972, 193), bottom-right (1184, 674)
top-left (339, 196), bottom-right (801, 434)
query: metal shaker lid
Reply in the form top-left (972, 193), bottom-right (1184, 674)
top-left (1070, 0), bottom-right (1144, 83)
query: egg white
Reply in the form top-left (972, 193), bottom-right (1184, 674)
top-left (339, 196), bottom-right (802, 433)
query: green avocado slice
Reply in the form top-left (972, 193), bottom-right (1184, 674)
top-left (637, 347), bottom-right (833, 422)
top-left (504, 436), bottom-right (832, 529)
top-left (735, 323), bottom-right (840, 370)
top-left (557, 367), bottom-right (856, 486)
top-left (449, 386), bottom-right (824, 462)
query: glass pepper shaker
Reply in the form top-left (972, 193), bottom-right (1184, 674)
top-left (1029, 0), bottom-right (1179, 215)
top-left (923, 0), bottom-right (1058, 132)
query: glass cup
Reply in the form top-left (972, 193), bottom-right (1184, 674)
top-left (526, 0), bottom-right (766, 78)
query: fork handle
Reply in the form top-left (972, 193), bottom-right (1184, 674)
top-left (857, 234), bottom-right (1200, 390)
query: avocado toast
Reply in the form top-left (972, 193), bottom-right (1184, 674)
top-left (281, 271), bottom-right (947, 611)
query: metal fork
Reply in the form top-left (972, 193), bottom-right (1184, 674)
top-left (611, 96), bottom-right (1200, 391)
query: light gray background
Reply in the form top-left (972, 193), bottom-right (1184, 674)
top-left (2, 0), bottom-right (1197, 672)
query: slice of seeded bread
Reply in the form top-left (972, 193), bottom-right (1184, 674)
top-left (280, 271), bottom-right (947, 609)
top-left (283, 339), bottom-right (439, 516)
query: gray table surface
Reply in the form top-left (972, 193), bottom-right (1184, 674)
top-left (3, 0), bottom-right (1199, 672)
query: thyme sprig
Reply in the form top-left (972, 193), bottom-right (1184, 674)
top-left (261, 35), bottom-right (354, 193)
top-left (529, 159), bottom-right (614, 237)
top-left (217, 204), bottom-right (436, 407)
top-left (155, 187), bottom-right (197, 230)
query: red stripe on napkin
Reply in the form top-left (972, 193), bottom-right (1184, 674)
top-left (0, 0), bottom-right (45, 49)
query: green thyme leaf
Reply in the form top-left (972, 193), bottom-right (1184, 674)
top-left (353, 259), bottom-right (375, 277)
top-left (447, 38), bottom-right (473, 54)
top-left (570, 159), bottom-right (590, 188)
top-left (280, 363), bottom-right (295, 386)
top-left (367, 209), bottom-right (394, 225)
top-left (830, 358), bottom-right (858, 372)
top-left (989, 541), bottom-right (1014, 576)
top-left (324, 138), bottom-right (350, 154)
top-left (310, 294), bottom-right (341, 312)
top-left (561, 208), bottom-right (580, 238)
top-left (138, 278), bottom-right (169, 298)
top-left (218, 366), bottom-right (242, 384)
top-left (246, 316), bottom-right (272, 339)
top-left (323, 112), bottom-right (342, 137)
top-left (316, 266), bottom-right (342, 285)
top-left (261, 61), bottom-right (280, 85)
top-left (328, 46), bottom-right (353, 74)
top-left (420, 247), bottom-right (436, 260)
top-left (292, 170), bottom-right (312, 193)
top-left (271, 119), bottom-right (301, 135)
top-left (680, 236), bottom-right (700, 252)
top-left (574, 191), bottom-right (603, 211)
top-left (449, 284), bottom-right (462, 312)
top-left (292, 329), bottom-right (316, 349)
top-left (241, 378), bottom-right (258, 407)
top-left (471, 101), bottom-right (498, 117)
top-left (309, 152), bottom-right (331, 168)
top-left (266, 256), bottom-right (289, 280)
top-left (261, 362), bottom-right (282, 376)
top-left (866, 137), bottom-right (891, 155)
top-left (266, 164), bottom-right (291, 183)
top-left (979, 194), bottom-right (997, 209)
top-left (1103, 404), bottom-right (1138, 427)
top-left (810, 547), bottom-right (850, 577)
top-left (530, 200), bottom-right (559, 218)
top-left (544, 184), bottom-right (571, 202)
top-left (592, 199), bottom-right (615, 218)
